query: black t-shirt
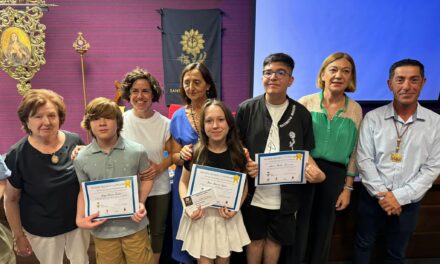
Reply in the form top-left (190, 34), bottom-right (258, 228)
top-left (5, 131), bottom-right (83, 237)
top-left (184, 149), bottom-right (234, 171)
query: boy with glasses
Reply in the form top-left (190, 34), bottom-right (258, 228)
top-left (236, 53), bottom-right (325, 264)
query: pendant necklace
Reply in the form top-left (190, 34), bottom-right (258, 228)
top-left (391, 120), bottom-right (411, 163)
top-left (51, 153), bottom-right (59, 164)
top-left (190, 105), bottom-right (201, 137)
top-left (50, 132), bottom-right (61, 164)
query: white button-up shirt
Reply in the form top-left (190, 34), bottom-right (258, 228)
top-left (356, 102), bottom-right (440, 205)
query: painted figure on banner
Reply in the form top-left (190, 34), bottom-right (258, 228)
top-left (1, 27), bottom-right (31, 66)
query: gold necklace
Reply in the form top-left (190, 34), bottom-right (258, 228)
top-left (190, 105), bottom-right (200, 136)
top-left (391, 120), bottom-right (411, 163)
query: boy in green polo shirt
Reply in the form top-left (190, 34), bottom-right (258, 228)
top-left (74, 97), bottom-right (153, 264)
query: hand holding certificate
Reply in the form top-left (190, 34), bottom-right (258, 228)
top-left (256, 150), bottom-right (309, 186)
top-left (82, 176), bottom-right (139, 220)
top-left (187, 165), bottom-right (246, 211)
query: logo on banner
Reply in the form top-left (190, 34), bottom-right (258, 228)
top-left (178, 28), bottom-right (207, 65)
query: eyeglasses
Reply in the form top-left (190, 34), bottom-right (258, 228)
top-left (263, 69), bottom-right (290, 78)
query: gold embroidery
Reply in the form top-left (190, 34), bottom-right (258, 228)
top-left (0, 1), bottom-right (48, 95)
top-left (178, 29), bottom-right (207, 65)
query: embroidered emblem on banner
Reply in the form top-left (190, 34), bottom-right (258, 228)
top-left (178, 28), bottom-right (207, 65)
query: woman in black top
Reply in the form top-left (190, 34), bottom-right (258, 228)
top-left (4, 89), bottom-right (90, 264)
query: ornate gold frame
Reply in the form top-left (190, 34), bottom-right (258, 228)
top-left (0, 0), bottom-right (46, 95)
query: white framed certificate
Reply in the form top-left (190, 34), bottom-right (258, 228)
top-left (256, 150), bottom-right (309, 186)
top-left (187, 165), bottom-right (246, 211)
top-left (82, 175), bottom-right (139, 220)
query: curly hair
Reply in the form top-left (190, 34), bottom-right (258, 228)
top-left (121, 67), bottom-right (162, 102)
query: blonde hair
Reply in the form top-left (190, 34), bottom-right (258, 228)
top-left (316, 52), bottom-right (356, 92)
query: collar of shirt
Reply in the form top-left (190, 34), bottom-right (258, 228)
top-left (319, 90), bottom-right (348, 118)
top-left (383, 102), bottom-right (427, 124)
top-left (89, 137), bottom-right (126, 154)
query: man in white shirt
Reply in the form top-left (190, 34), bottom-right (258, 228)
top-left (354, 59), bottom-right (440, 263)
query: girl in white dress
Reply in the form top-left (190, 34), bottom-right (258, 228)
top-left (177, 99), bottom-right (250, 263)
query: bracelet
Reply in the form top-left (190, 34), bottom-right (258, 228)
top-left (343, 185), bottom-right (354, 191)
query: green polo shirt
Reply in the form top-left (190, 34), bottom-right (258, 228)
top-left (74, 136), bottom-right (149, 239)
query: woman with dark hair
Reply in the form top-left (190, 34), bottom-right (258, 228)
top-left (170, 62), bottom-right (217, 262)
top-left (299, 52), bottom-right (362, 264)
top-left (120, 67), bottom-right (172, 264)
top-left (3, 89), bottom-right (89, 264)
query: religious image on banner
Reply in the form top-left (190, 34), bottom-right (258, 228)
top-left (0, 1), bottom-right (47, 95)
top-left (161, 8), bottom-right (222, 105)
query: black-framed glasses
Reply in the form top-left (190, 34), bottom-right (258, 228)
top-left (263, 69), bottom-right (290, 78)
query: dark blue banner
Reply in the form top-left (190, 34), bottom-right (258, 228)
top-left (161, 8), bottom-right (222, 105)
